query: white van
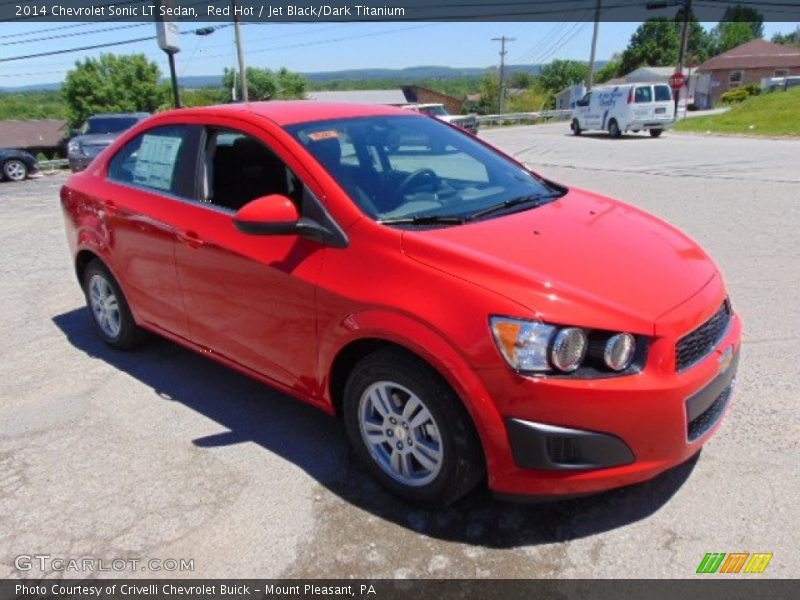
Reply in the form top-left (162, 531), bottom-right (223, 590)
top-left (571, 83), bottom-right (675, 138)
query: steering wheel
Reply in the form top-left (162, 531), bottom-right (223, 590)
top-left (398, 168), bottom-right (439, 196)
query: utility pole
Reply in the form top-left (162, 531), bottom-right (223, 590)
top-left (647, 0), bottom-right (692, 116)
top-left (586, 0), bottom-right (602, 90)
top-left (676, 0), bottom-right (692, 117)
top-left (232, 0), bottom-right (248, 102)
top-left (155, 1), bottom-right (182, 108)
top-left (492, 36), bottom-right (515, 113)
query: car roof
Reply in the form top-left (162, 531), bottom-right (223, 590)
top-left (157, 101), bottom-right (412, 127)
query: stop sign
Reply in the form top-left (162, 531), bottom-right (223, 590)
top-left (668, 72), bottom-right (687, 90)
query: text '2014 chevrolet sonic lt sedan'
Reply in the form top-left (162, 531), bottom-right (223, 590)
top-left (60, 102), bottom-right (742, 506)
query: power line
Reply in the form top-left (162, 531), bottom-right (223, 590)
top-left (0, 23), bottom-right (151, 46)
top-left (513, 22), bottom-right (569, 64)
top-left (536, 20), bottom-right (592, 65)
top-left (0, 24), bottom-right (232, 64)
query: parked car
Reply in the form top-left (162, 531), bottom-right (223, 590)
top-left (404, 103), bottom-right (479, 134)
top-left (60, 102), bottom-right (741, 506)
top-left (571, 83), bottom-right (675, 138)
top-left (0, 148), bottom-right (39, 182)
top-left (68, 113), bottom-right (149, 172)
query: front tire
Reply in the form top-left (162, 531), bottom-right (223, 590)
top-left (2, 159), bottom-right (28, 181)
top-left (649, 129), bottom-right (663, 138)
top-left (571, 119), bottom-right (582, 135)
top-left (83, 259), bottom-right (144, 350)
top-left (608, 119), bottom-right (622, 139)
top-left (343, 348), bottom-right (484, 507)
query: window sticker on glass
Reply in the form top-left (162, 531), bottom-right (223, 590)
top-left (308, 130), bottom-right (341, 141)
top-left (133, 134), bottom-right (183, 191)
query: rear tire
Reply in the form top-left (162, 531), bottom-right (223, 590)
top-left (608, 119), bottom-right (622, 139)
top-left (649, 129), bottom-right (663, 138)
top-left (343, 347), bottom-right (484, 507)
top-left (571, 119), bottom-right (582, 136)
top-left (83, 259), bottom-right (145, 350)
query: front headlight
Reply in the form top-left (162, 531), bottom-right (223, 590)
top-left (490, 316), bottom-right (641, 376)
top-left (68, 140), bottom-right (82, 155)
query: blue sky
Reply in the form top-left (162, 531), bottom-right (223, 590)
top-left (1, 21), bottom-right (798, 86)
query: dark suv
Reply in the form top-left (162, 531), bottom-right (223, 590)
top-left (68, 113), bottom-right (149, 172)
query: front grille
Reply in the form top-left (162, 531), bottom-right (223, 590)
top-left (676, 300), bottom-right (731, 371)
top-left (687, 382), bottom-right (733, 441)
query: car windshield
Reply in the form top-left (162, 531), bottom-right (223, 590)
top-left (286, 115), bottom-right (559, 225)
top-left (84, 117), bottom-right (139, 135)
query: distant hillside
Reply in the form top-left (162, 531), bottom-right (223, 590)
top-left (0, 63), bottom-right (604, 93)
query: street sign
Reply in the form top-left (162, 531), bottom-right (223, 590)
top-left (669, 72), bottom-right (687, 90)
top-left (156, 20), bottom-right (181, 54)
top-left (156, 0), bottom-right (181, 54)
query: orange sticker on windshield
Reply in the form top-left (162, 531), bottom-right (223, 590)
top-left (308, 130), bottom-right (341, 141)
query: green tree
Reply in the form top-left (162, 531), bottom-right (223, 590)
top-left (594, 55), bottom-right (622, 83)
top-left (618, 15), bottom-right (712, 76)
top-left (537, 60), bottom-right (589, 93)
top-left (509, 71), bottom-right (536, 89)
top-left (477, 71), bottom-right (500, 113)
top-left (711, 6), bottom-right (765, 53)
top-left (276, 67), bottom-right (308, 98)
top-left (619, 19), bottom-right (681, 74)
top-left (772, 26), bottom-right (800, 47)
top-left (62, 53), bottom-right (166, 128)
top-left (222, 66), bottom-right (307, 101)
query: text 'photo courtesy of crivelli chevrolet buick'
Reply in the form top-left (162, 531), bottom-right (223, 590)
top-left (60, 101), bottom-right (741, 506)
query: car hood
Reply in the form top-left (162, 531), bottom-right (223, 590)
top-left (401, 187), bottom-right (718, 334)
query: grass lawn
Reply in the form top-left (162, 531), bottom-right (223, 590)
top-left (676, 87), bottom-right (800, 136)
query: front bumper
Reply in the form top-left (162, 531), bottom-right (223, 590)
top-left (480, 309), bottom-right (742, 497)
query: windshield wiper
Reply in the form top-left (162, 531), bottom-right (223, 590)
top-left (377, 214), bottom-right (467, 226)
top-left (466, 193), bottom-right (561, 221)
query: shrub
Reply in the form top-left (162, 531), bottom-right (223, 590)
top-left (720, 83), bottom-right (761, 104)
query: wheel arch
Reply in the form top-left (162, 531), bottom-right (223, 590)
top-left (75, 248), bottom-right (100, 285)
top-left (325, 320), bottom-right (508, 478)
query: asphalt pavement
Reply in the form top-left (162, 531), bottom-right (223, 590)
top-left (1, 123), bottom-right (797, 578)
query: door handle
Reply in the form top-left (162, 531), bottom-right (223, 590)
top-left (177, 230), bottom-right (205, 248)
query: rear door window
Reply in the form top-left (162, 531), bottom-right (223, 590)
top-left (634, 86), bottom-right (653, 103)
top-left (108, 125), bottom-right (202, 199)
top-left (654, 85), bottom-right (673, 102)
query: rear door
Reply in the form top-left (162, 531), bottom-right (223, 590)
top-left (653, 84), bottom-right (675, 120)
top-left (632, 85), bottom-right (655, 123)
top-left (97, 124), bottom-right (203, 337)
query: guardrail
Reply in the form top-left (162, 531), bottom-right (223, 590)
top-left (477, 109), bottom-right (572, 127)
top-left (39, 159), bottom-right (69, 170)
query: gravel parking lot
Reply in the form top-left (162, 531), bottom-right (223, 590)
top-left (1, 123), bottom-right (798, 579)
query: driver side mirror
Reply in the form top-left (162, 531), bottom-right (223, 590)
top-left (233, 194), bottom-right (301, 235)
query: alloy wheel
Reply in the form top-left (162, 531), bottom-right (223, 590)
top-left (357, 381), bottom-right (444, 487)
top-left (88, 273), bottom-right (121, 339)
top-left (3, 160), bottom-right (27, 181)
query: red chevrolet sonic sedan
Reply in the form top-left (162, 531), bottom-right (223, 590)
top-left (60, 102), bottom-right (742, 506)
